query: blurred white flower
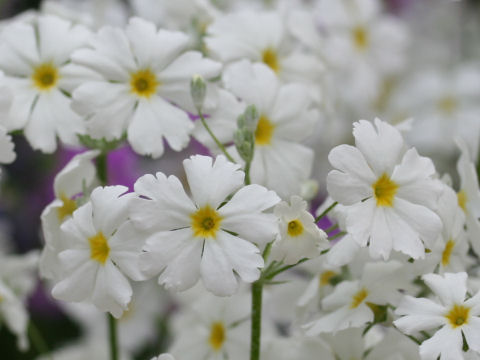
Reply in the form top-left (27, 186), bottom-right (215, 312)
top-left (170, 290), bottom-right (250, 360)
top-left (304, 261), bottom-right (409, 335)
top-left (0, 251), bottom-right (39, 351)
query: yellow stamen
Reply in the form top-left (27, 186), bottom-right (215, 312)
top-left (372, 173), bottom-right (398, 207)
top-left (255, 115), bottom-right (275, 146)
top-left (130, 69), bottom-right (159, 98)
top-left (262, 48), bottom-right (280, 73)
top-left (31, 63), bottom-right (59, 91)
top-left (350, 288), bottom-right (368, 309)
top-left (458, 190), bottom-right (467, 212)
top-left (208, 322), bottom-right (225, 351)
top-left (57, 193), bottom-right (77, 222)
top-left (287, 219), bottom-right (304, 237)
top-left (438, 96), bottom-right (457, 115)
top-left (88, 232), bottom-right (110, 265)
top-left (445, 304), bottom-right (470, 328)
top-left (352, 26), bottom-right (369, 51)
top-left (190, 205), bottom-right (223, 239)
top-left (319, 270), bottom-right (336, 287)
top-left (441, 239), bottom-right (455, 266)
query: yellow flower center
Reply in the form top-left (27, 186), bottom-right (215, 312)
top-left (445, 304), bottom-right (470, 328)
top-left (441, 239), bottom-right (455, 266)
top-left (458, 190), bottom-right (467, 212)
top-left (287, 219), bottom-right (304, 237)
top-left (88, 232), bottom-right (110, 265)
top-left (130, 69), bottom-right (159, 98)
top-left (208, 322), bottom-right (226, 351)
top-left (190, 205), bottom-right (223, 239)
top-left (57, 193), bottom-right (77, 222)
top-left (352, 26), bottom-right (369, 51)
top-left (31, 63), bottom-right (59, 91)
top-left (262, 48), bottom-right (280, 73)
top-left (372, 173), bottom-right (398, 207)
top-left (350, 288), bottom-right (368, 309)
top-left (319, 270), bottom-right (336, 287)
top-left (437, 96), bottom-right (457, 115)
top-left (255, 115), bottom-right (275, 146)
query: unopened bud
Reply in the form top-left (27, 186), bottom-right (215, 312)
top-left (243, 105), bottom-right (259, 132)
top-left (300, 179), bottom-right (319, 201)
top-left (234, 129), bottom-right (254, 163)
top-left (190, 74), bottom-right (206, 111)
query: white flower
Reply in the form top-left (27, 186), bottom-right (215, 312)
top-left (271, 195), bottom-right (328, 265)
top-left (170, 290), bottom-right (250, 360)
top-left (130, 154), bottom-right (280, 296)
top-left (456, 138), bottom-right (480, 257)
top-left (71, 17), bottom-right (222, 158)
top-left (327, 118), bottom-right (442, 260)
top-left (51, 186), bottom-right (145, 318)
top-left (0, 15), bottom-right (92, 152)
top-left (0, 251), bottom-right (39, 351)
top-left (40, 149), bottom-right (100, 281)
top-left (394, 272), bottom-right (480, 360)
top-left (223, 60), bottom-right (318, 198)
top-left (304, 261), bottom-right (408, 335)
top-left (205, 10), bottom-right (323, 81)
top-left (424, 183), bottom-right (469, 274)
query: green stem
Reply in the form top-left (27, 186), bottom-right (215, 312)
top-left (263, 258), bottom-right (308, 280)
top-left (199, 114), bottom-right (235, 163)
top-left (250, 280), bottom-right (263, 360)
top-left (244, 159), bottom-right (252, 185)
top-left (315, 201), bottom-right (338, 223)
top-left (96, 152), bottom-right (108, 186)
top-left (28, 321), bottom-right (52, 360)
top-left (108, 314), bottom-right (119, 360)
top-left (324, 223), bottom-right (339, 234)
top-left (328, 231), bottom-right (346, 241)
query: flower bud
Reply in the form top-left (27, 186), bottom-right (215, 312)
top-left (190, 74), bottom-right (207, 111)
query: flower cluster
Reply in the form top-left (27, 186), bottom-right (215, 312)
top-left (0, 0), bottom-right (478, 360)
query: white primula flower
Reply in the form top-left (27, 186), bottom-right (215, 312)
top-left (456, 138), bottom-right (480, 257)
top-left (271, 195), bottom-right (328, 265)
top-left (130, 154), bottom-right (280, 296)
top-left (291, 0), bottom-right (408, 107)
top-left (304, 261), bottom-right (409, 335)
top-left (51, 186), bottom-right (145, 318)
top-left (0, 125), bottom-right (15, 165)
top-left (40, 149), bottom-right (100, 281)
top-left (72, 17), bottom-right (221, 158)
top-left (170, 290), bottom-right (250, 360)
top-left (327, 118), bottom-right (442, 260)
top-left (423, 183), bottom-right (469, 274)
top-left (0, 251), bottom-right (39, 351)
top-left (394, 272), bottom-right (480, 360)
top-left (224, 60), bottom-right (318, 198)
top-left (205, 10), bottom-right (323, 82)
top-left (0, 15), bottom-right (92, 152)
